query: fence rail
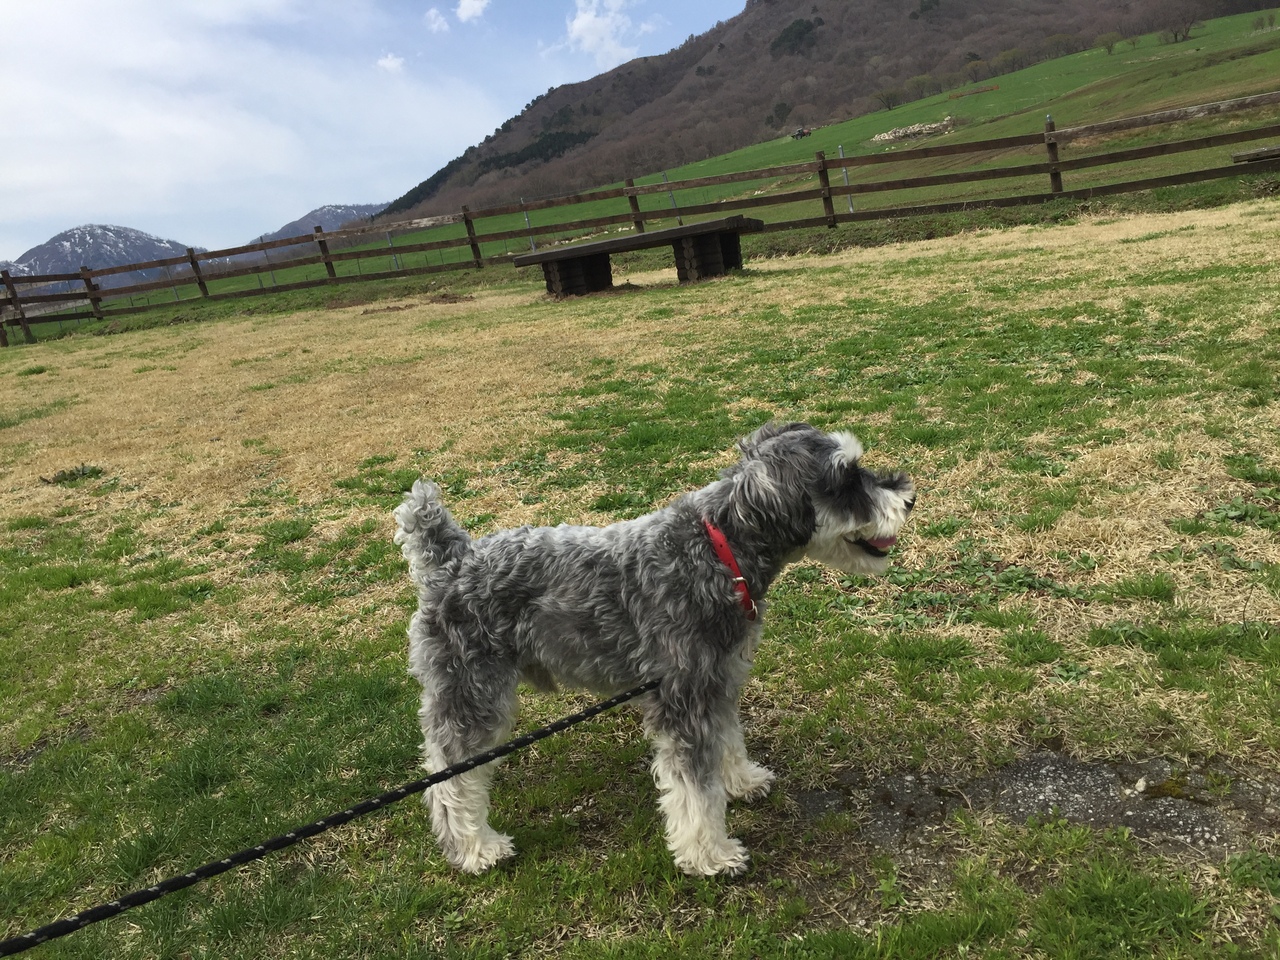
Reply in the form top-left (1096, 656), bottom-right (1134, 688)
top-left (4, 90), bottom-right (1280, 346)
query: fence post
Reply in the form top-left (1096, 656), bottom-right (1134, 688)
top-left (625, 178), bottom-right (645, 233)
top-left (186, 247), bottom-right (210, 297)
top-left (262, 237), bottom-right (279, 287)
top-left (661, 173), bottom-right (684, 226)
top-left (163, 264), bottom-right (181, 301)
top-left (79, 267), bottom-right (104, 321)
top-left (314, 226), bottom-right (338, 281)
top-left (1044, 115), bottom-right (1064, 194)
top-left (461, 207), bottom-right (484, 269)
top-left (2, 269), bottom-right (35, 344)
top-left (815, 151), bottom-right (837, 227)
top-left (838, 145), bottom-right (854, 214)
top-left (519, 198), bottom-right (537, 252)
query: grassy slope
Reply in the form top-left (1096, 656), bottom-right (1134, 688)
top-left (2, 187), bottom-right (1279, 956)
top-left (673, 11), bottom-right (1280, 174)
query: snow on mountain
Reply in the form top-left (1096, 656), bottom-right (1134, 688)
top-left (2, 225), bottom-right (197, 280)
top-left (253, 203), bottom-right (387, 244)
top-left (2, 205), bottom-right (389, 286)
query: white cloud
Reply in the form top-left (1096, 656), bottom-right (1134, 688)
top-left (455, 0), bottom-right (490, 24)
top-left (0, 1), bottom-right (507, 254)
top-left (425, 7), bottom-right (449, 32)
top-left (565, 0), bottom-right (639, 69)
top-left (0, 0), bottom-right (747, 258)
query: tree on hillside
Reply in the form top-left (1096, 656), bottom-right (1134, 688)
top-left (766, 101), bottom-right (793, 127)
top-left (770, 19), bottom-right (820, 58)
top-left (1041, 33), bottom-right (1085, 59)
top-left (1095, 31), bottom-right (1124, 53)
top-left (875, 87), bottom-right (905, 110)
top-left (991, 47), bottom-right (1031, 75)
top-left (1161, 3), bottom-right (1204, 42)
top-left (904, 74), bottom-right (940, 100)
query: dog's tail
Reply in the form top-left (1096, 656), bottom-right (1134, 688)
top-left (393, 480), bottom-right (472, 587)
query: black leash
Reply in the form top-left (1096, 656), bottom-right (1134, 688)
top-left (0, 678), bottom-right (661, 957)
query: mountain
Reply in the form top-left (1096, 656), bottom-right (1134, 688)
top-left (1, 225), bottom-right (196, 280)
top-left (381, 0), bottom-right (1270, 222)
top-left (251, 203), bottom-right (389, 244)
top-left (1, 204), bottom-right (391, 285)
top-left (0, 224), bottom-right (204, 293)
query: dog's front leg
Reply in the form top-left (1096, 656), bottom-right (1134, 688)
top-left (719, 649), bottom-right (774, 802)
top-left (648, 721), bottom-right (749, 877)
top-left (721, 711), bottom-right (776, 802)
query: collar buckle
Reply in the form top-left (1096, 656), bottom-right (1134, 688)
top-left (703, 520), bottom-right (758, 621)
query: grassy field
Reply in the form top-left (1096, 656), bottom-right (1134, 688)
top-left (2, 186), bottom-right (1279, 957)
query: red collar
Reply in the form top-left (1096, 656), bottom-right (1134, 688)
top-left (702, 519), bottom-right (758, 621)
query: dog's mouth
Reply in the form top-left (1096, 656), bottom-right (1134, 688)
top-left (851, 535), bottom-right (897, 558)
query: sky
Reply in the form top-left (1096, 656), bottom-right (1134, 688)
top-left (0, 0), bottom-right (745, 262)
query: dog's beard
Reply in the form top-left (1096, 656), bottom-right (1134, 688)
top-left (805, 489), bottom-right (913, 575)
top-left (805, 529), bottom-right (895, 575)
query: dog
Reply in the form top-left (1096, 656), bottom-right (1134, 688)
top-left (394, 421), bottom-right (915, 876)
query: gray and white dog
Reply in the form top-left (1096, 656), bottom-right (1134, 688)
top-left (394, 421), bottom-right (914, 876)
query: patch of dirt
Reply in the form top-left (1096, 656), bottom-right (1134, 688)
top-left (2, 723), bottom-right (91, 772)
top-left (354, 293), bottom-right (475, 313)
top-left (796, 751), bottom-right (1280, 859)
top-left (359, 304), bottom-right (413, 315)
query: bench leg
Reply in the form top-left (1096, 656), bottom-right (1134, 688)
top-left (718, 232), bottom-right (744, 271)
top-left (582, 252), bottom-right (613, 292)
top-left (540, 253), bottom-right (613, 297)
top-left (672, 232), bottom-right (742, 283)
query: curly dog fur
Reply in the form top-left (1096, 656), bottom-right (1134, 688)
top-left (394, 421), bottom-right (915, 876)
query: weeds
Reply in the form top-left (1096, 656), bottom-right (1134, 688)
top-left (39, 464), bottom-right (104, 486)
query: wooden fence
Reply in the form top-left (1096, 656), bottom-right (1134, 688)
top-left (3, 89), bottom-right (1280, 347)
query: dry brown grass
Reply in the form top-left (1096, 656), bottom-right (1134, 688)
top-left (3, 196), bottom-right (1279, 724)
top-left (5, 209), bottom-right (1277, 546)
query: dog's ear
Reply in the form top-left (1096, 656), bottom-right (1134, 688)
top-left (727, 440), bottom-right (816, 548)
top-left (815, 431), bottom-right (874, 515)
top-left (738, 421), bottom-right (813, 457)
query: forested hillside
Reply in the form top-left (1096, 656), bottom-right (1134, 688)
top-left (382, 0), bottom-right (1275, 222)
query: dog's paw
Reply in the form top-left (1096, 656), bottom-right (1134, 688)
top-left (725, 761), bottom-right (775, 802)
top-left (451, 828), bottom-right (516, 874)
top-left (674, 838), bottom-right (750, 877)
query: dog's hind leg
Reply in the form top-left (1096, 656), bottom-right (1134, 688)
top-left (419, 666), bottom-right (520, 874)
top-left (645, 692), bottom-right (750, 877)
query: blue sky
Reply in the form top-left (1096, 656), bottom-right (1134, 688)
top-left (0, 0), bottom-right (745, 261)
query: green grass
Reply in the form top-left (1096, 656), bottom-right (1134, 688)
top-left (8, 194), bottom-right (1280, 953)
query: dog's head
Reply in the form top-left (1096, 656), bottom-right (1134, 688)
top-left (723, 422), bottom-right (915, 575)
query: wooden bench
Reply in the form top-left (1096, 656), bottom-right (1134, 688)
top-left (512, 215), bottom-right (765, 297)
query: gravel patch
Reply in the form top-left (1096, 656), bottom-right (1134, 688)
top-left (796, 751), bottom-right (1280, 857)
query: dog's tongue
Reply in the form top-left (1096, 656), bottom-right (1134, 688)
top-left (865, 536), bottom-right (897, 551)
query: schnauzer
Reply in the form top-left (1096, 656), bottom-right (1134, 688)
top-left (394, 421), bottom-right (914, 876)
